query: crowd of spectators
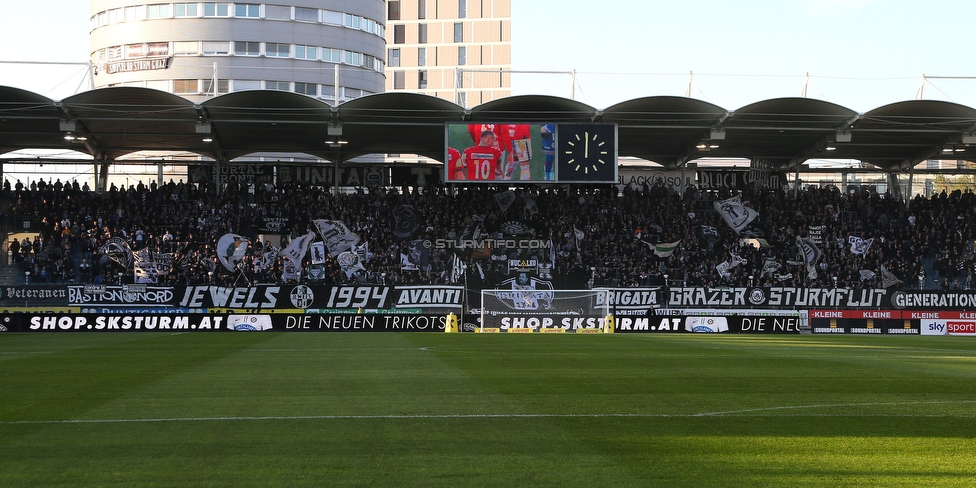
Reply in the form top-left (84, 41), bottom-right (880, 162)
top-left (1, 175), bottom-right (974, 291)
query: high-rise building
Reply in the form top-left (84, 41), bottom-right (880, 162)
top-left (89, 1), bottom-right (387, 104)
top-left (384, 0), bottom-right (511, 106)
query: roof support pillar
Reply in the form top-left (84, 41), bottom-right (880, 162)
top-left (95, 159), bottom-right (111, 192)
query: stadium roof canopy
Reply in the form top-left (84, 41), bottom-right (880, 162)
top-left (2, 85), bottom-right (976, 173)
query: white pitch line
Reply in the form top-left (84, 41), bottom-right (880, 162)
top-left (3, 400), bottom-right (976, 425)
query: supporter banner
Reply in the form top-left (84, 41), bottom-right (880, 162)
top-left (393, 285), bottom-right (464, 310)
top-left (278, 166), bottom-right (387, 187)
top-left (256, 217), bottom-right (290, 234)
top-left (667, 287), bottom-right (889, 309)
top-left (697, 170), bottom-right (751, 190)
top-left (68, 285), bottom-right (175, 307)
top-left (174, 285), bottom-right (392, 310)
top-left (596, 287), bottom-right (663, 316)
top-left (190, 165), bottom-right (274, 185)
top-left (0, 286), bottom-right (69, 305)
top-left (616, 169), bottom-right (693, 191)
top-left (889, 290), bottom-right (976, 310)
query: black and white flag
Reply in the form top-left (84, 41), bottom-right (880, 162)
top-left (714, 196), bottom-right (758, 234)
top-left (848, 235), bottom-right (874, 255)
top-left (797, 236), bottom-right (822, 280)
top-left (313, 219), bottom-right (361, 256)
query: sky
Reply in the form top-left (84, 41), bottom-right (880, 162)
top-left (1, 1), bottom-right (976, 113)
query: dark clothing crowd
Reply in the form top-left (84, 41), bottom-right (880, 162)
top-left (2, 176), bottom-right (974, 291)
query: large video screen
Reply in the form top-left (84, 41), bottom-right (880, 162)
top-left (445, 123), bottom-right (617, 184)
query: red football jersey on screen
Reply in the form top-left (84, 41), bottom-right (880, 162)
top-left (447, 147), bottom-right (463, 179)
top-left (461, 145), bottom-right (502, 180)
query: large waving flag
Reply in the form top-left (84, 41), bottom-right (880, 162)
top-left (641, 239), bottom-right (682, 258)
top-left (714, 196), bottom-right (758, 234)
top-left (337, 251), bottom-right (365, 278)
top-left (279, 231), bottom-right (315, 269)
top-left (216, 233), bottom-right (249, 272)
top-left (313, 219), bottom-right (360, 256)
top-left (848, 236), bottom-right (874, 255)
top-left (797, 236), bottom-right (822, 280)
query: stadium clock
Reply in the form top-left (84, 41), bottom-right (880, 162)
top-left (556, 123), bottom-right (616, 182)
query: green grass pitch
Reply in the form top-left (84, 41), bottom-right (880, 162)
top-left (2, 333), bottom-right (976, 487)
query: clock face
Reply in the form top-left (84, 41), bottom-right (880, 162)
top-left (556, 123), bottom-right (616, 182)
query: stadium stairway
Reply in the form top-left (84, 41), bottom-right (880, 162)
top-left (0, 263), bottom-right (21, 285)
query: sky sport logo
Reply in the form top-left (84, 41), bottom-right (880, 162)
top-left (290, 285), bottom-right (314, 308)
top-left (947, 321), bottom-right (976, 334)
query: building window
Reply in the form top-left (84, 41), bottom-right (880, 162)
top-left (234, 41), bottom-right (260, 56)
top-left (458, 92), bottom-right (466, 107)
top-left (345, 14), bottom-right (361, 29)
top-left (265, 4), bottom-right (290, 20)
top-left (233, 80), bottom-right (261, 91)
top-left (295, 82), bottom-right (316, 96)
top-left (322, 10), bottom-right (341, 24)
top-left (174, 79), bottom-right (198, 94)
top-left (147, 4), bottom-right (169, 18)
top-left (387, 48), bottom-right (400, 67)
top-left (203, 3), bottom-right (230, 17)
top-left (418, 0), bottom-right (426, 19)
top-left (388, 1), bottom-right (400, 21)
top-left (393, 71), bottom-right (405, 90)
top-left (295, 45), bottom-right (317, 60)
top-left (321, 84), bottom-right (335, 101)
top-left (294, 7), bottom-right (318, 22)
top-left (265, 42), bottom-right (290, 57)
top-left (454, 23), bottom-right (463, 42)
top-left (266, 81), bottom-right (289, 91)
top-left (418, 24), bottom-right (427, 44)
top-left (458, 46), bottom-right (466, 65)
top-left (393, 25), bottom-right (405, 44)
top-left (321, 48), bottom-right (341, 63)
top-left (174, 41), bottom-right (199, 55)
top-left (173, 3), bottom-right (198, 17)
top-left (202, 79), bottom-right (229, 95)
top-left (417, 47), bottom-right (426, 66)
top-left (343, 51), bottom-right (361, 66)
top-left (202, 42), bottom-right (230, 55)
top-left (459, 0), bottom-right (467, 18)
top-left (124, 6), bottom-right (145, 21)
top-left (418, 71), bottom-right (428, 89)
top-left (234, 3), bottom-right (260, 18)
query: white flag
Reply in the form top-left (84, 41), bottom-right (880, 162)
top-left (279, 231), bottom-right (315, 269)
top-left (714, 196), bottom-right (758, 233)
top-left (216, 233), bottom-right (249, 272)
top-left (848, 236), bottom-right (874, 255)
top-left (573, 225), bottom-right (584, 251)
top-left (312, 219), bottom-right (360, 256)
top-left (797, 236), bottom-right (822, 280)
top-left (641, 239), bottom-right (682, 258)
top-left (881, 265), bottom-right (903, 288)
top-left (337, 251), bottom-right (365, 278)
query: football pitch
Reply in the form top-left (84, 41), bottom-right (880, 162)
top-left (2, 333), bottom-right (975, 487)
